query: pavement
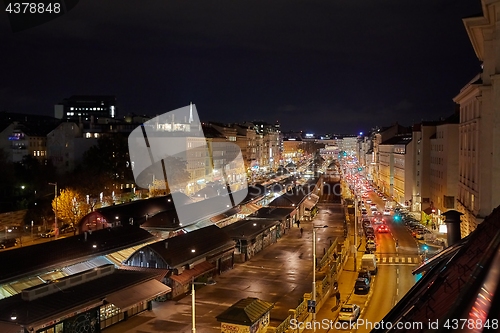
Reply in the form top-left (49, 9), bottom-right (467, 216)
top-left (301, 255), bottom-right (359, 333)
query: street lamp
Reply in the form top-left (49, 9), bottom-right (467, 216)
top-left (353, 196), bottom-right (358, 271)
top-left (312, 225), bottom-right (327, 326)
top-left (49, 183), bottom-right (58, 230)
top-left (191, 277), bottom-right (216, 333)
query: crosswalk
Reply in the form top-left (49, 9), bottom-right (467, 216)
top-left (376, 255), bottom-right (421, 264)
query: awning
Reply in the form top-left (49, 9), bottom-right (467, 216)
top-left (170, 261), bottom-right (216, 285)
top-left (303, 193), bottom-right (319, 210)
top-left (106, 279), bottom-right (171, 310)
top-left (240, 203), bottom-right (260, 215)
top-left (309, 193), bottom-right (320, 201)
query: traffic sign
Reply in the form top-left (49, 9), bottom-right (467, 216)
top-left (307, 300), bottom-right (316, 313)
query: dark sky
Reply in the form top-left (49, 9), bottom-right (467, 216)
top-left (1, 0), bottom-right (482, 134)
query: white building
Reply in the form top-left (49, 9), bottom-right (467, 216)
top-left (453, 0), bottom-right (500, 236)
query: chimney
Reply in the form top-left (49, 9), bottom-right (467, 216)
top-left (442, 210), bottom-right (463, 247)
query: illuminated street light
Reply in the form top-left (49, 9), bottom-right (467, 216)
top-left (312, 225), bottom-right (328, 328)
top-left (49, 182), bottom-right (58, 231)
top-left (191, 277), bottom-right (216, 333)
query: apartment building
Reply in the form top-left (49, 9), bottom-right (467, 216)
top-left (429, 113), bottom-right (460, 226)
top-left (371, 123), bottom-right (409, 190)
top-left (0, 114), bottom-right (60, 163)
top-left (378, 134), bottom-right (413, 203)
top-left (453, 0), bottom-right (500, 236)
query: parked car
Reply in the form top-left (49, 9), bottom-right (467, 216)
top-left (413, 228), bottom-right (431, 238)
top-left (383, 209), bottom-right (391, 215)
top-left (60, 223), bottom-right (75, 234)
top-left (0, 238), bottom-right (18, 249)
top-left (415, 229), bottom-right (432, 240)
top-left (338, 304), bottom-right (361, 322)
top-left (40, 229), bottom-right (57, 238)
top-left (354, 277), bottom-right (371, 294)
top-left (358, 268), bottom-right (372, 282)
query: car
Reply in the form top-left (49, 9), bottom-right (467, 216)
top-left (405, 220), bottom-right (420, 227)
top-left (383, 209), bottom-right (391, 215)
top-left (366, 199), bottom-right (372, 204)
top-left (60, 223), bottom-right (75, 234)
top-left (40, 229), bottom-right (57, 238)
top-left (370, 206), bottom-right (378, 211)
top-left (409, 224), bottom-right (425, 231)
top-left (0, 238), bottom-right (18, 249)
top-left (413, 228), bottom-right (431, 238)
top-left (377, 225), bottom-right (389, 233)
top-left (415, 229), bottom-right (431, 240)
top-left (354, 277), bottom-right (371, 294)
top-left (358, 268), bottom-right (372, 282)
top-left (362, 220), bottom-right (372, 228)
top-left (338, 304), bottom-right (361, 322)
top-left (365, 227), bottom-right (375, 237)
top-left (366, 240), bottom-right (376, 251)
top-left (366, 234), bottom-right (376, 243)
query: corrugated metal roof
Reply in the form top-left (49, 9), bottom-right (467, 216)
top-left (62, 256), bottom-right (115, 275)
top-left (0, 225), bottom-right (155, 284)
top-left (170, 261), bottom-right (216, 285)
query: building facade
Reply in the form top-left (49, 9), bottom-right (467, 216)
top-left (54, 95), bottom-right (117, 121)
top-left (453, 0), bottom-right (500, 236)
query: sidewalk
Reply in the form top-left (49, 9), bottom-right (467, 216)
top-left (303, 255), bottom-right (358, 333)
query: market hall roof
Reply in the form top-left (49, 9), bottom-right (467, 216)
top-left (249, 207), bottom-right (295, 220)
top-left (125, 225), bottom-right (235, 268)
top-left (0, 225), bottom-right (155, 284)
top-left (0, 266), bottom-right (169, 328)
top-left (81, 194), bottom-right (188, 226)
top-left (222, 219), bottom-right (281, 240)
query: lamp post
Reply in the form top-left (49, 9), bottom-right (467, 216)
top-left (353, 196), bottom-right (359, 271)
top-left (49, 183), bottom-right (58, 230)
top-left (191, 277), bottom-right (216, 333)
top-left (312, 225), bottom-right (327, 326)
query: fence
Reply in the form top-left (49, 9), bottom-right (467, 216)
top-left (270, 237), bottom-right (348, 333)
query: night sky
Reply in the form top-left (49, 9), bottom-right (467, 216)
top-left (1, 0), bottom-right (483, 134)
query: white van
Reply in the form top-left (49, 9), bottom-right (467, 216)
top-left (361, 254), bottom-right (378, 275)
